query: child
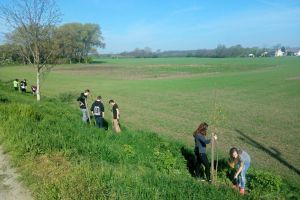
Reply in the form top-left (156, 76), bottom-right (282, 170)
top-left (228, 147), bottom-right (251, 195)
top-left (193, 122), bottom-right (217, 182)
top-left (77, 89), bottom-right (90, 122)
top-left (20, 79), bottom-right (27, 93)
top-left (91, 96), bottom-right (105, 129)
top-left (13, 79), bottom-right (19, 91)
top-left (109, 99), bottom-right (121, 133)
top-left (31, 85), bottom-right (37, 95)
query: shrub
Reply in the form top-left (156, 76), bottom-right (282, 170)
top-left (248, 169), bottom-right (283, 196)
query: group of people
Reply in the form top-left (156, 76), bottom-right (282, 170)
top-left (193, 122), bottom-right (250, 195)
top-left (13, 79), bottom-right (37, 95)
top-left (77, 89), bottom-right (250, 195)
top-left (77, 89), bottom-right (121, 133)
top-left (11, 80), bottom-right (250, 194)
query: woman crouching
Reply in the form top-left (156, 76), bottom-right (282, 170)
top-left (228, 147), bottom-right (251, 195)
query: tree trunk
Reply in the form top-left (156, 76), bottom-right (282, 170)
top-left (36, 69), bottom-right (41, 101)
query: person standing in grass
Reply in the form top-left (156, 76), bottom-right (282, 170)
top-left (77, 89), bottom-right (90, 123)
top-left (193, 122), bottom-right (217, 182)
top-left (20, 79), bottom-right (27, 93)
top-left (109, 99), bottom-right (121, 133)
top-left (91, 96), bottom-right (105, 129)
top-left (31, 85), bottom-right (37, 95)
top-left (13, 79), bottom-right (19, 91)
top-left (228, 147), bottom-right (251, 195)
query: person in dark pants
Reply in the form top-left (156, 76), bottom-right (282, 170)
top-left (77, 89), bottom-right (90, 122)
top-left (91, 96), bottom-right (105, 129)
top-left (109, 99), bottom-right (121, 133)
top-left (20, 79), bottom-right (27, 93)
top-left (193, 122), bottom-right (217, 182)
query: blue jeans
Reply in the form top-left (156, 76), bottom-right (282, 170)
top-left (95, 116), bottom-right (104, 128)
top-left (238, 162), bottom-right (250, 189)
top-left (81, 109), bottom-right (89, 122)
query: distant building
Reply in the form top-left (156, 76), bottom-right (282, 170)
top-left (295, 51), bottom-right (300, 56)
top-left (275, 49), bottom-right (284, 57)
top-left (261, 51), bottom-right (268, 57)
top-left (248, 53), bottom-right (254, 57)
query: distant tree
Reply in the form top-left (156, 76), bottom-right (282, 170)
top-left (0, 0), bottom-right (61, 101)
top-left (54, 23), bottom-right (104, 63)
top-left (0, 43), bottom-right (22, 64)
top-left (81, 23), bottom-right (105, 63)
top-left (215, 44), bottom-right (226, 58)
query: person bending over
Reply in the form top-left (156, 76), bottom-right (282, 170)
top-left (228, 147), bottom-right (251, 195)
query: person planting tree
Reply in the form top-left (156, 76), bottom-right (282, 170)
top-left (193, 122), bottom-right (217, 182)
top-left (77, 89), bottom-right (90, 123)
top-left (228, 147), bottom-right (251, 195)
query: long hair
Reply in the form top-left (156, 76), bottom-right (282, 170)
top-left (229, 147), bottom-right (242, 164)
top-left (193, 122), bottom-right (208, 137)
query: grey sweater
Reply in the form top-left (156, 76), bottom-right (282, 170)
top-left (194, 134), bottom-right (211, 154)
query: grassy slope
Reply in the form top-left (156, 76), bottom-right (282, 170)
top-left (0, 84), bottom-right (246, 199)
top-left (1, 83), bottom-right (299, 199)
top-left (0, 57), bottom-right (299, 187)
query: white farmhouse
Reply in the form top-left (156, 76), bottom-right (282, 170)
top-left (296, 51), bottom-right (300, 56)
top-left (275, 49), bottom-right (284, 57)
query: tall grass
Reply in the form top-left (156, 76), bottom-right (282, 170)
top-left (0, 82), bottom-right (299, 199)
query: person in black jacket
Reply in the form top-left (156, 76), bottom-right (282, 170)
top-left (109, 99), bottom-right (121, 133)
top-left (91, 96), bottom-right (105, 129)
top-left (77, 89), bottom-right (90, 122)
top-left (20, 79), bottom-right (27, 93)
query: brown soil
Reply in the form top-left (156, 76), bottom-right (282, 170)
top-left (0, 146), bottom-right (33, 200)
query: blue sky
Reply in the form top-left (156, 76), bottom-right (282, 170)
top-left (1, 0), bottom-right (300, 53)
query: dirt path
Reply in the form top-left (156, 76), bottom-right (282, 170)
top-left (0, 146), bottom-right (33, 200)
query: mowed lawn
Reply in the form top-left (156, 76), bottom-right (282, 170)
top-left (0, 57), bottom-right (300, 185)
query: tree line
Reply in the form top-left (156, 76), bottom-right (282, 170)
top-left (111, 44), bottom-right (298, 58)
top-left (0, 22), bottom-right (104, 65)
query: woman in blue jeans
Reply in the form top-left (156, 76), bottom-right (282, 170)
top-left (229, 147), bottom-right (251, 195)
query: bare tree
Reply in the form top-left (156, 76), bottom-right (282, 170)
top-left (0, 0), bottom-right (61, 101)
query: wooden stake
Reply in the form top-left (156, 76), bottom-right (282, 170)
top-left (211, 132), bottom-right (215, 183)
top-left (85, 98), bottom-right (91, 125)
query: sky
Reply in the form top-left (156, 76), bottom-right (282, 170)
top-left (1, 0), bottom-right (300, 53)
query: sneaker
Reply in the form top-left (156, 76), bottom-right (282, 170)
top-left (239, 188), bottom-right (245, 195)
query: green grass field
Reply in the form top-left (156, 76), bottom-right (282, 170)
top-left (0, 57), bottom-right (300, 198)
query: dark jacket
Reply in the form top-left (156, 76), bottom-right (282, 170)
top-left (77, 93), bottom-right (87, 109)
top-left (90, 100), bottom-right (104, 117)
